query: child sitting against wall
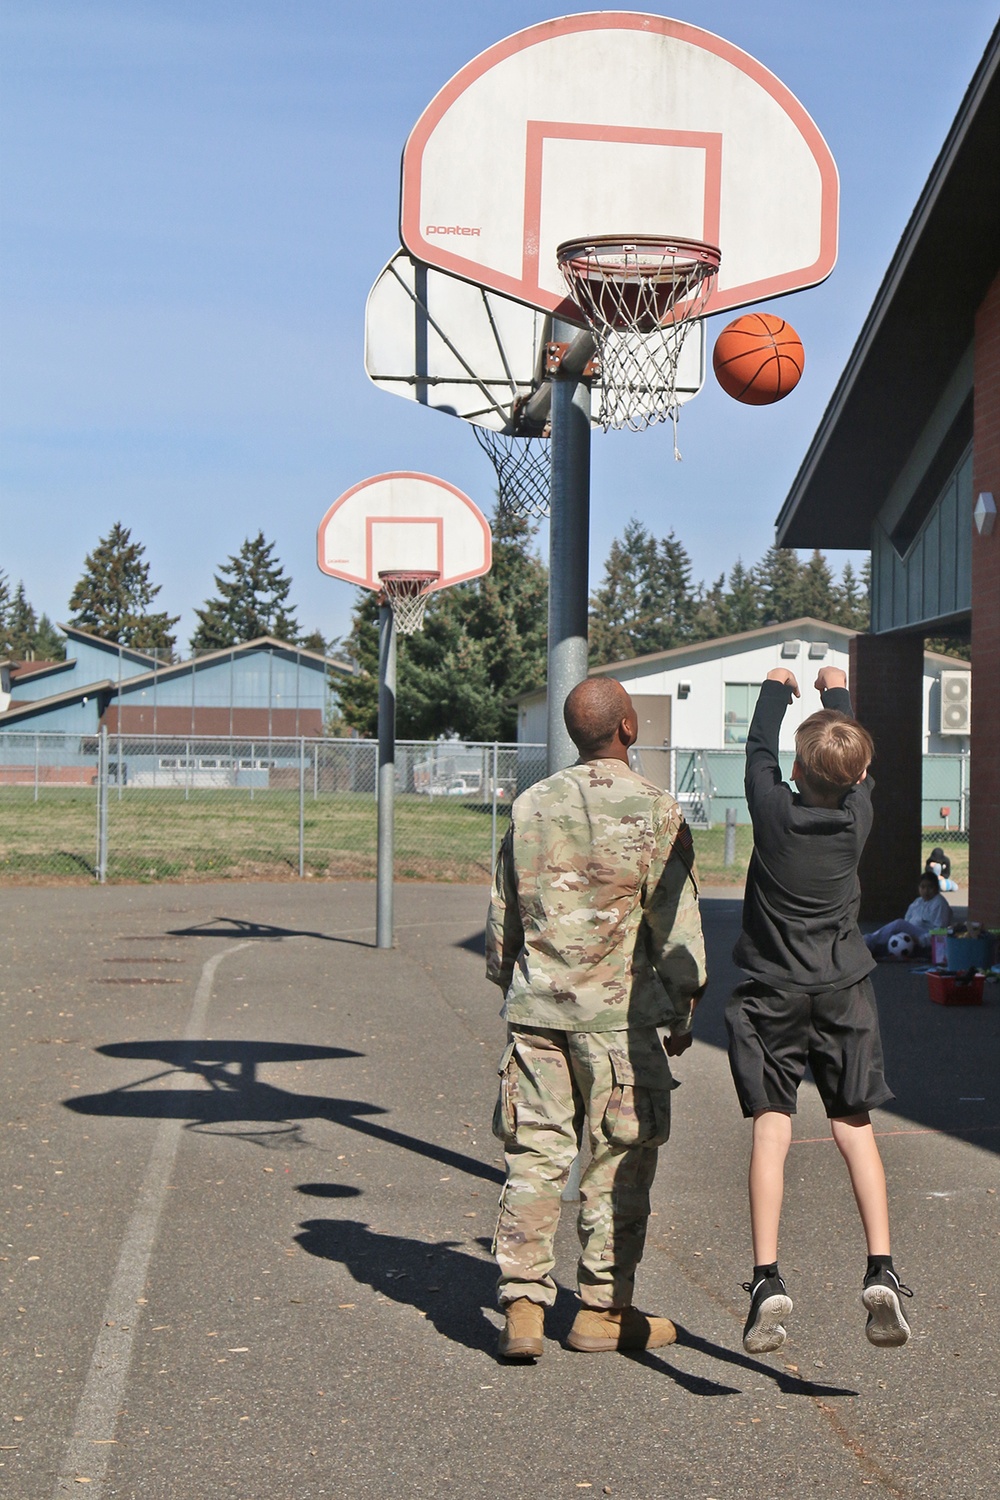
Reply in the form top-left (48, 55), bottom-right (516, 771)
top-left (863, 872), bottom-right (953, 958)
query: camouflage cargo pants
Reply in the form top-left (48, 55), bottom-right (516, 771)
top-left (492, 1025), bottom-right (676, 1309)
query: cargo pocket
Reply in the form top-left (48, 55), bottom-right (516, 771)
top-left (491, 1040), bottom-right (518, 1143)
top-left (601, 1045), bottom-right (674, 1149)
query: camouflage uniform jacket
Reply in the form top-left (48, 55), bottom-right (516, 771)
top-left (486, 759), bottom-right (707, 1032)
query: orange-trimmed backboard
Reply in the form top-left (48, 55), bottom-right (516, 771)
top-left (400, 13), bottom-right (838, 322)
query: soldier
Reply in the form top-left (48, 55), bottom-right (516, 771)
top-left (486, 676), bottom-right (707, 1360)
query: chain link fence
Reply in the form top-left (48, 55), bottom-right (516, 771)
top-left (0, 730), bottom-right (970, 886)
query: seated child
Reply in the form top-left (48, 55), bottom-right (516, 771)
top-left (863, 872), bottom-right (952, 958)
top-left (925, 847), bottom-right (958, 892)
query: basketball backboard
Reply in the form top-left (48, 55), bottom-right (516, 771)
top-left (317, 472), bottom-right (492, 592)
top-left (365, 249), bottom-right (705, 431)
top-left (400, 13), bottom-right (838, 323)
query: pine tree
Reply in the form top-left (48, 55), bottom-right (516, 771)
top-left (68, 523), bottom-right (179, 651)
top-left (799, 549), bottom-right (839, 621)
top-left (335, 505), bottom-right (548, 740)
top-left (589, 521), bottom-right (699, 662)
top-left (4, 582), bottom-right (38, 659)
top-left (753, 546), bottom-right (806, 624)
top-left (34, 614), bottom-right (66, 660)
top-left (190, 532), bottom-right (300, 651)
top-left (0, 572), bottom-right (12, 656)
top-left (836, 559), bottom-right (870, 630)
top-left (713, 559), bottom-right (762, 637)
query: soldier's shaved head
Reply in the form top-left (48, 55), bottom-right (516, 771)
top-left (564, 677), bottom-right (636, 759)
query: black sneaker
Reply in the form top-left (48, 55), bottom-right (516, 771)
top-left (862, 1266), bottom-right (912, 1347)
top-left (742, 1271), bottom-right (792, 1354)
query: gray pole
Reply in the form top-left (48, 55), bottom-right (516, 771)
top-left (298, 736), bottom-right (305, 878)
top-left (546, 320), bottom-right (593, 775)
top-left (376, 602), bottom-right (396, 948)
top-left (96, 725), bottom-right (109, 884)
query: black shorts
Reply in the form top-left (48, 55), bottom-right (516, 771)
top-left (725, 977), bottom-right (894, 1119)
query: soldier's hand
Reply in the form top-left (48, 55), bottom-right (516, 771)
top-left (665, 1030), bottom-right (693, 1057)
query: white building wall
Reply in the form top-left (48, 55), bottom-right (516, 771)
top-left (518, 628), bottom-right (970, 754)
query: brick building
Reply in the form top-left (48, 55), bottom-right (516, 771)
top-left (776, 24), bottom-right (999, 921)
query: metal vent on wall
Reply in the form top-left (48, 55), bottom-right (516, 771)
top-left (938, 670), bottom-right (971, 735)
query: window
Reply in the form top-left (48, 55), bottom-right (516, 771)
top-left (724, 683), bottom-right (761, 745)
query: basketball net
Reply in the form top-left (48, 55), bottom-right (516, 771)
top-left (473, 427), bottom-right (551, 519)
top-left (557, 236), bottom-right (721, 451)
top-left (377, 570), bottom-right (440, 636)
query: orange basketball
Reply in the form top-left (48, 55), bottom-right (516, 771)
top-left (712, 312), bottom-right (804, 404)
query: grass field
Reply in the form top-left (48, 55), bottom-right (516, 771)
top-left (0, 785), bottom-right (970, 888)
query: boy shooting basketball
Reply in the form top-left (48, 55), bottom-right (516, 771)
top-left (726, 666), bottom-right (912, 1354)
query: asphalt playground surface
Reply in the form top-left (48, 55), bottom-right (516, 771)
top-left (2, 879), bottom-right (997, 1500)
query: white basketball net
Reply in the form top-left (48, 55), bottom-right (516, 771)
top-left (378, 571), bottom-right (440, 636)
top-left (558, 237), bottom-right (720, 447)
top-left (473, 427), bottom-right (551, 519)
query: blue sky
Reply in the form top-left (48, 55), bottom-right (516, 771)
top-left (2, 1), bottom-right (997, 651)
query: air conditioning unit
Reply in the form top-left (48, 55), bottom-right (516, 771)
top-left (939, 670), bottom-right (971, 735)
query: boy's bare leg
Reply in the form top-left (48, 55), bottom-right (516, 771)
top-left (829, 1112), bottom-right (891, 1254)
top-left (749, 1108), bottom-right (793, 1264)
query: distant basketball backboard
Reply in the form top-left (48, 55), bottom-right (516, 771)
top-left (400, 13), bottom-right (838, 322)
top-left (317, 472), bottom-right (491, 593)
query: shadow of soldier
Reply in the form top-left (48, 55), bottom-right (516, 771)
top-left (295, 1217), bottom-right (499, 1356)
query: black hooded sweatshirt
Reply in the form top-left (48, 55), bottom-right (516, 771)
top-left (732, 678), bottom-right (876, 994)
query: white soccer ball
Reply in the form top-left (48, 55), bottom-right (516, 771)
top-left (887, 932), bottom-right (916, 961)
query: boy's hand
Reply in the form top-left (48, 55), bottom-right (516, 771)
top-left (665, 1030), bottom-right (693, 1057)
top-left (814, 666), bottom-right (848, 695)
top-left (766, 668), bottom-right (799, 697)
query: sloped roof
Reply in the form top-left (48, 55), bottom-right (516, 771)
top-left (776, 22), bottom-right (1000, 548)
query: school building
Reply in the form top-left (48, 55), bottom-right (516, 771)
top-left (0, 624), bottom-right (352, 738)
top-left (775, 23), bottom-right (999, 922)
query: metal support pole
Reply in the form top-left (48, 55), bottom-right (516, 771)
top-left (546, 319), bottom-right (593, 775)
top-left (490, 740), bottom-right (499, 871)
top-left (724, 805), bottom-right (737, 866)
top-left (376, 603), bottom-right (396, 949)
top-left (96, 726), bottom-right (108, 884)
top-left (34, 734), bottom-right (39, 803)
top-left (298, 736), bottom-right (306, 878)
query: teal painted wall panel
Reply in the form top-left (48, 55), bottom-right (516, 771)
top-left (871, 449), bottom-right (972, 633)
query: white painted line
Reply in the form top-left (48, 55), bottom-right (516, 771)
top-left (52, 942), bottom-right (252, 1497)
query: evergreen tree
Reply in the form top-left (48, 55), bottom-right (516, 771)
top-left (836, 559), bottom-right (870, 630)
top-left (589, 521), bottom-right (698, 662)
top-left (753, 546), bottom-right (806, 624)
top-left (713, 559), bottom-right (762, 637)
top-left (34, 614), bottom-right (66, 660)
top-left (4, 582), bottom-right (38, 658)
top-left (0, 572), bottom-right (12, 655)
top-left (335, 505), bottom-right (548, 740)
top-left (68, 523), bottom-right (179, 651)
top-left (799, 549), bottom-right (839, 621)
top-left (190, 532), bottom-right (299, 651)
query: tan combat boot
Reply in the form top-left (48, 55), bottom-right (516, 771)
top-left (497, 1298), bottom-right (545, 1360)
top-left (567, 1306), bottom-right (677, 1352)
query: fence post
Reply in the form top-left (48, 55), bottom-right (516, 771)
top-left (724, 805), bottom-right (737, 866)
top-left (313, 741), bottom-right (318, 801)
top-left (299, 736), bottom-right (305, 878)
top-left (185, 739), bottom-right (191, 802)
top-left (491, 741), bottom-right (499, 872)
top-left (34, 733), bottom-right (40, 803)
top-left (250, 741), bottom-right (255, 801)
top-left (96, 726), bottom-right (109, 883)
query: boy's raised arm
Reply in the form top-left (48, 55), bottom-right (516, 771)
top-left (814, 665), bottom-right (854, 717)
top-left (744, 668), bottom-right (798, 811)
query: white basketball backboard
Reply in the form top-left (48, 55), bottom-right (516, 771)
top-left (365, 250), bottom-right (705, 431)
top-left (317, 473), bottom-right (492, 592)
top-left (400, 14), bottom-right (838, 322)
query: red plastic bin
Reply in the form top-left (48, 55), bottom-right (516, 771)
top-left (927, 973), bottom-right (984, 1006)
